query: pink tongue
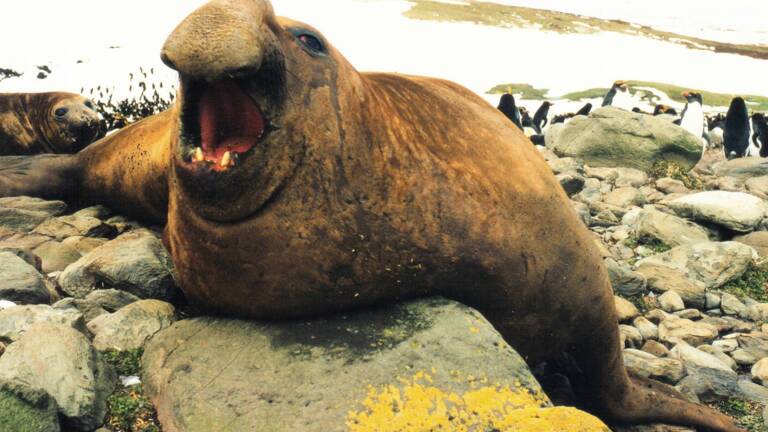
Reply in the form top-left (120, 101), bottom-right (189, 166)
top-left (198, 80), bottom-right (264, 160)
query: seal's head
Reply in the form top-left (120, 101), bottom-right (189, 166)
top-left (40, 93), bottom-right (101, 153)
top-left (161, 0), bottom-right (364, 223)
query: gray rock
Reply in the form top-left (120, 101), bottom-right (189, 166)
top-left (615, 296), bottom-right (640, 322)
top-left (620, 324), bottom-right (644, 348)
top-left (61, 236), bottom-right (107, 256)
top-left (720, 293), bottom-right (747, 316)
top-left (733, 231), bottom-right (768, 258)
top-left (712, 339), bottom-right (739, 353)
top-left (0, 197), bottom-right (66, 215)
top-left (606, 258), bottom-right (647, 297)
top-left (0, 251), bottom-right (50, 305)
top-left (142, 298), bottom-right (605, 432)
top-left (623, 348), bottom-right (685, 384)
top-left (572, 201), bottom-right (592, 227)
top-left (636, 241), bottom-right (754, 290)
top-left (705, 176), bottom-right (745, 192)
top-left (741, 303), bottom-right (768, 322)
top-left (712, 157), bottom-right (768, 181)
top-left (659, 318), bottom-right (719, 346)
top-left (696, 345), bottom-right (737, 371)
top-left (0, 207), bottom-right (53, 233)
top-left (32, 240), bottom-right (82, 273)
top-left (0, 378), bottom-right (60, 432)
top-left (84, 289), bottom-right (141, 312)
top-left (674, 309), bottom-right (702, 320)
top-left (637, 265), bottom-right (706, 309)
top-left (669, 191), bottom-right (767, 232)
top-left (59, 229), bottom-right (177, 300)
top-left (32, 215), bottom-right (116, 241)
top-left (88, 300), bottom-right (176, 351)
top-left (658, 291), bottom-right (685, 313)
top-left (556, 172), bottom-right (585, 196)
top-left (655, 178), bottom-right (689, 194)
top-left (604, 187), bottom-right (647, 208)
top-left (548, 157), bottom-right (584, 175)
top-left (670, 343), bottom-right (736, 376)
top-left (746, 176), bottom-right (768, 199)
top-left (0, 305), bottom-right (84, 342)
top-left (677, 369), bottom-right (768, 404)
top-left (53, 297), bottom-right (108, 323)
top-left (635, 208), bottom-right (710, 247)
top-left (0, 324), bottom-right (116, 430)
top-left (633, 316), bottom-right (659, 340)
top-left (705, 292), bottom-right (721, 309)
top-left (549, 107), bottom-right (702, 171)
top-left (642, 340), bottom-right (670, 357)
top-left (72, 205), bottom-right (112, 220)
top-left (645, 308), bottom-right (674, 324)
top-left (751, 357), bottom-right (768, 385)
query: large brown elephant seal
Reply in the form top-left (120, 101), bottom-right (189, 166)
top-left (0, 1), bottom-right (743, 430)
top-left (0, 92), bottom-right (100, 155)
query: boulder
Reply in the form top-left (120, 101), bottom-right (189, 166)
top-left (669, 343), bottom-right (735, 376)
top-left (549, 107), bottom-right (702, 171)
top-left (604, 187), bottom-right (646, 208)
top-left (668, 191), bottom-right (767, 232)
top-left (633, 316), bottom-right (659, 340)
top-left (614, 296), bottom-right (640, 322)
top-left (751, 358), bottom-right (768, 386)
top-left (0, 197), bottom-right (67, 216)
top-left (733, 231), bottom-right (768, 258)
top-left (659, 318), bottom-right (719, 346)
top-left (720, 293), bottom-right (747, 316)
top-left (658, 291), bottom-right (685, 313)
top-left (712, 157), bottom-right (768, 181)
top-left (59, 229), bottom-right (177, 300)
top-left (0, 251), bottom-right (50, 304)
top-left (0, 324), bottom-right (116, 430)
top-left (635, 241), bottom-right (754, 290)
top-left (32, 240), bottom-right (82, 273)
top-left (143, 298), bottom-right (609, 432)
top-left (88, 300), bottom-right (176, 351)
top-left (635, 208), bottom-right (710, 247)
top-left (677, 370), bottom-right (768, 404)
top-left (745, 176), bottom-right (768, 198)
top-left (0, 208), bottom-right (53, 233)
top-left (623, 349), bottom-right (685, 384)
top-left (0, 304), bottom-right (84, 342)
top-left (32, 214), bottom-right (116, 241)
top-left (655, 178), bottom-right (689, 195)
top-left (605, 258), bottom-right (647, 297)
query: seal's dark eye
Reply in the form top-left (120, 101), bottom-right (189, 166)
top-left (55, 108), bottom-right (68, 117)
top-left (298, 34), bottom-right (323, 53)
top-left (84, 101), bottom-right (94, 109)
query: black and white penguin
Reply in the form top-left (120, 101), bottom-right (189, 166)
top-left (532, 101), bottom-right (552, 133)
top-left (497, 93), bottom-right (523, 130)
top-left (679, 92), bottom-right (705, 141)
top-left (602, 80), bottom-right (633, 110)
top-left (724, 97), bottom-right (751, 159)
top-left (752, 113), bottom-right (768, 158)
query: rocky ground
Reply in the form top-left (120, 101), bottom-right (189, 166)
top-left (4, 109), bottom-right (768, 430)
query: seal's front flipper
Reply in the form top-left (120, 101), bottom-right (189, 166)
top-left (0, 154), bottom-right (81, 201)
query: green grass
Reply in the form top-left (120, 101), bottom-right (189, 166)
top-left (560, 88), bottom-right (609, 101)
top-left (101, 348), bottom-right (162, 432)
top-left (628, 80), bottom-right (768, 111)
top-left (102, 349), bottom-right (144, 377)
top-left (486, 83), bottom-right (549, 100)
top-left (106, 385), bottom-right (160, 432)
top-left (711, 399), bottom-right (766, 432)
top-left (720, 261), bottom-right (768, 303)
top-left (648, 160), bottom-right (701, 190)
top-left (623, 236), bottom-right (671, 254)
top-left (404, 0), bottom-right (768, 62)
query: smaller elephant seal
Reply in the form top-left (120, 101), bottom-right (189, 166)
top-left (0, 92), bottom-right (101, 155)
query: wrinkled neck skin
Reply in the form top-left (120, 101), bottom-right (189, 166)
top-left (22, 93), bottom-right (65, 152)
top-left (0, 94), bottom-right (53, 154)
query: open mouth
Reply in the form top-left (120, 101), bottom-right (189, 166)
top-left (181, 79), bottom-right (268, 172)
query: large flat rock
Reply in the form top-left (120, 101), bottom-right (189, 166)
top-left (143, 298), bottom-right (608, 432)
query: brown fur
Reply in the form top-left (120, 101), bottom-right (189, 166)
top-left (0, 1), bottom-right (744, 430)
top-left (0, 92), bottom-right (100, 155)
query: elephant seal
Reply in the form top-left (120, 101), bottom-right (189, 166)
top-left (0, 92), bottom-right (101, 155)
top-left (0, 1), bottom-right (742, 430)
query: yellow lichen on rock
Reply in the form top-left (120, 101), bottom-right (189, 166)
top-left (346, 372), bottom-right (610, 432)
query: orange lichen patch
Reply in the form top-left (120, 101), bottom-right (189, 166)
top-left (346, 372), bottom-right (609, 431)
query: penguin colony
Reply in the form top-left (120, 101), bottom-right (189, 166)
top-left (498, 80), bottom-right (768, 160)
